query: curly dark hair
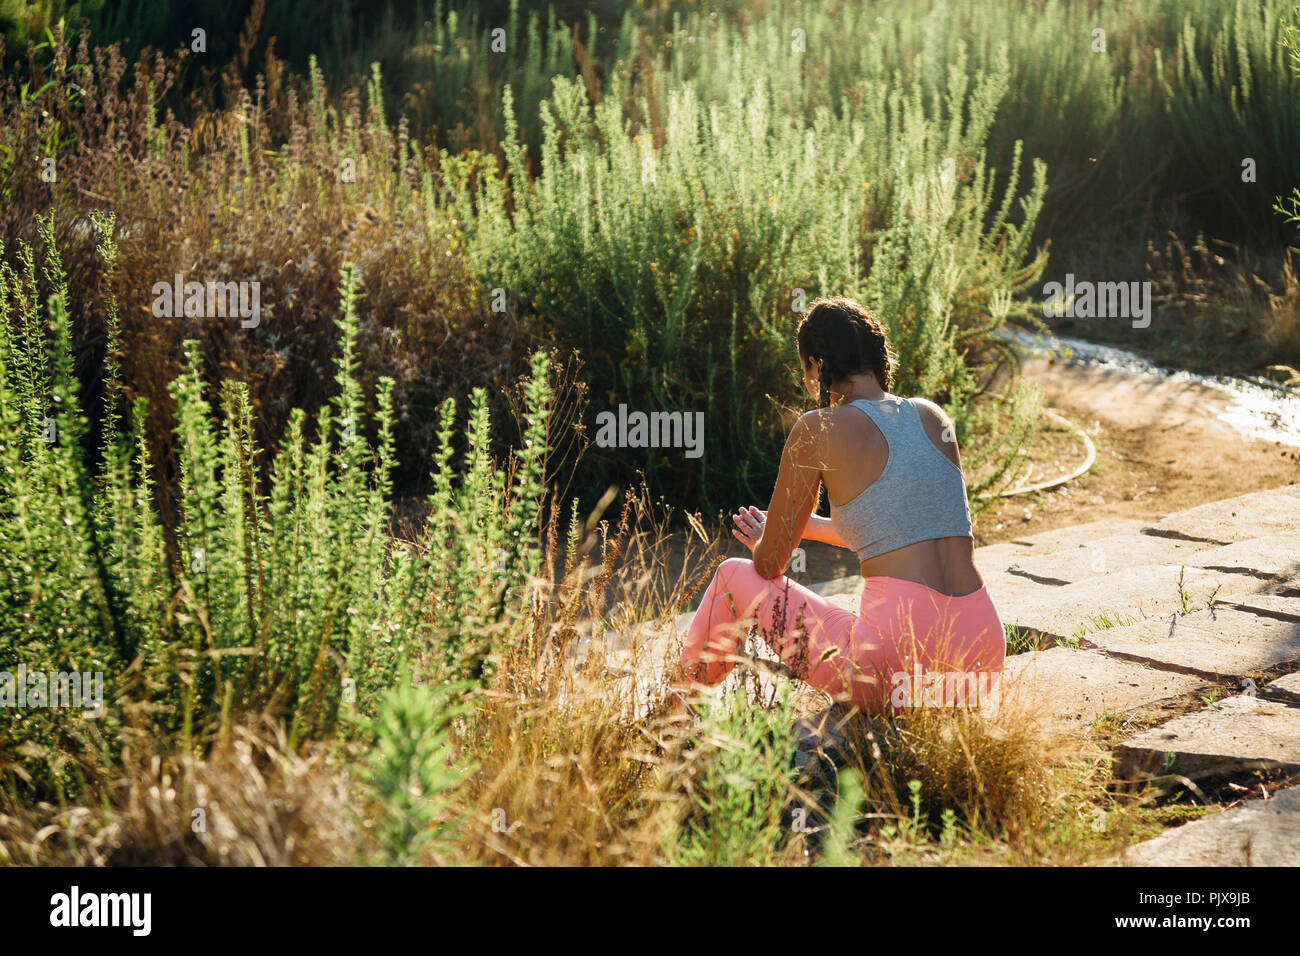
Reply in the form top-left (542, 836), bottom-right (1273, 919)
top-left (795, 296), bottom-right (897, 407)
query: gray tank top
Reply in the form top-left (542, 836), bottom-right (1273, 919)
top-left (828, 397), bottom-right (973, 561)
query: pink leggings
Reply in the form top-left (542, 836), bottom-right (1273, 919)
top-left (681, 558), bottom-right (1006, 714)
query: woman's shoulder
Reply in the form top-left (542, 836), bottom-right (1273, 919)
top-left (904, 396), bottom-right (960, 453)
top-left (787, 407), bottom-right (843, 457)
top-left (792, 403), bottom-right (859, 433)
top-left (905, 395), bottom-right (951, 422)
top-left (790, 407), bottom-right (832, 439)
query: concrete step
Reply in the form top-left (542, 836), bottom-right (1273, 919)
top-left (1183, 532), bottom-right (1300, 586)
top-left (990, 517), bottom-right (1150, 553)
top-left (1259, 672), bottom-right (1300, 707)
top-left (1108, 785), bottom-right (1300, 866)
top-left (1083, 602), bottom-right (1300, 677)
top-left (968, 520), bottom-right (1150, 588)
top-left (1145, 484), bottom-right (1300, 544)
top-left (989, 647), bottom-right (1206, 737)
top-left (997, 564), bottom-right (1262, 639)
top-left (809, 576), bottom-right (861, 598)
top-left (1114, 693), bottom-right (1300, 783)
top-left (989, 531), bottom-right (1208, 586)
top-left (1213, 592), bottom-right (1300, 619)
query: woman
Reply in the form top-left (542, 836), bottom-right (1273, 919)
top-left (677, 296), bottom-right (1005, 714)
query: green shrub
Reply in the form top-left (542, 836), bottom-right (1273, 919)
top-left (0, 222), bottom-right (555, 806)
top-left (461, 50), bottom-right (1049, 508)
top-left (358, 676), bottom-right (476, 866)
top-left (1276, 5), bottom-right (1300, 230)
top-left (0, 26), bottom-right (526, 499)
top-left (669, 686), bottom-right (799, 866)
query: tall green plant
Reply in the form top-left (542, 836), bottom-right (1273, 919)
top-left (460, 44), bottom-right (1048, 508)
top-left (359, 677), bottom-right (476, 866)
top-left (0, 219), bottom-right (556, 805)
top-left (1276, 5), bottom-right (1300, 229)
top-left (669, 686), bottom-right (799, 866)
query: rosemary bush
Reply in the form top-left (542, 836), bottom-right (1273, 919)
top-left (0, 222), bottom-right (554, 806)
top-left (457, 48), bottom-right (1049, 507)
top-left (669, 686), bottom-right (800, 866)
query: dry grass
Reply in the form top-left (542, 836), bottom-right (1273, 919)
top-left (0, 19), bottom-right (530, 504)
top-left (0, 721), bottom-right (358, 866)
top-left (1149, 233), bottom-right (1300, 367)
top-left (0, 485), bottom-right (1143, 867)
top-left (441, 486), bottom-right (718, 866)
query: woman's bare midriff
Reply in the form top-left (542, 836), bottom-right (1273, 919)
top-left (858, 535), bottom-right (985, 597)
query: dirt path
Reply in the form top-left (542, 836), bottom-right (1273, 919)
top-left (975, 356), bottom-right (1300, 545)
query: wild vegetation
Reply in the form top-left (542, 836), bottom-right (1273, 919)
top-left (1, 0), bottom-right (1298, 865)
top-left (0, 222), bottom-right (1219, 867)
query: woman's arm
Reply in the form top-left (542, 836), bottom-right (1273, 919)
top-left (732, 508), bottom-right (850, 551)
top-left (801, 512), bottom-right (850, 549)
top-left (751, 413), bottom-right (823, 579)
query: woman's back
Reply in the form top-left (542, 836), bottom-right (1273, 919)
top-left (820, 395), bottom-right (984, 597)
top-left (678, 295), bottom-right (1005, 713)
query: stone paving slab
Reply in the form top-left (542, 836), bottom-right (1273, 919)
top-left (1212, 592), bottom-right (1300, 620)
top-left (1184, 532), bottom-right (1300, 583)
top-left (1083, 604), bottom-right (1300, 676)
top-left (1114, 694), bottom-right (1300, 782)
top-left (1146, 484), bottom-right (1300, 544)
top-left (978, 568), bottom-right (1064, 613)
top-left (996, 517), bottom-right (1149, 552)
top-left (822, 591), bottom-right (860, 614)
top-left (810, 576), bottom-right (861, 598)
top-left (999, 565), bottom-right (1258, 638)
top-left (1109, 785), bottom-right (1300, 866)
top-left (989, 647), bottom-right (1205, 735)
top-left (585, 620), bottom-right (677, 677)
top-left (1259, 671), bottom-right (1300, 707)
top-left (995, 532), bottom-right (1207, 586)
top-left (969, 521), bottom-right (1151, 583)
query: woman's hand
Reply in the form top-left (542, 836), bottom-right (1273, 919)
top-left (731, 505), bottom-right (766, 552)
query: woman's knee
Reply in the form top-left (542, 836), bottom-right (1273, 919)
top-left (716, 556), bottom-right (758, 587)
